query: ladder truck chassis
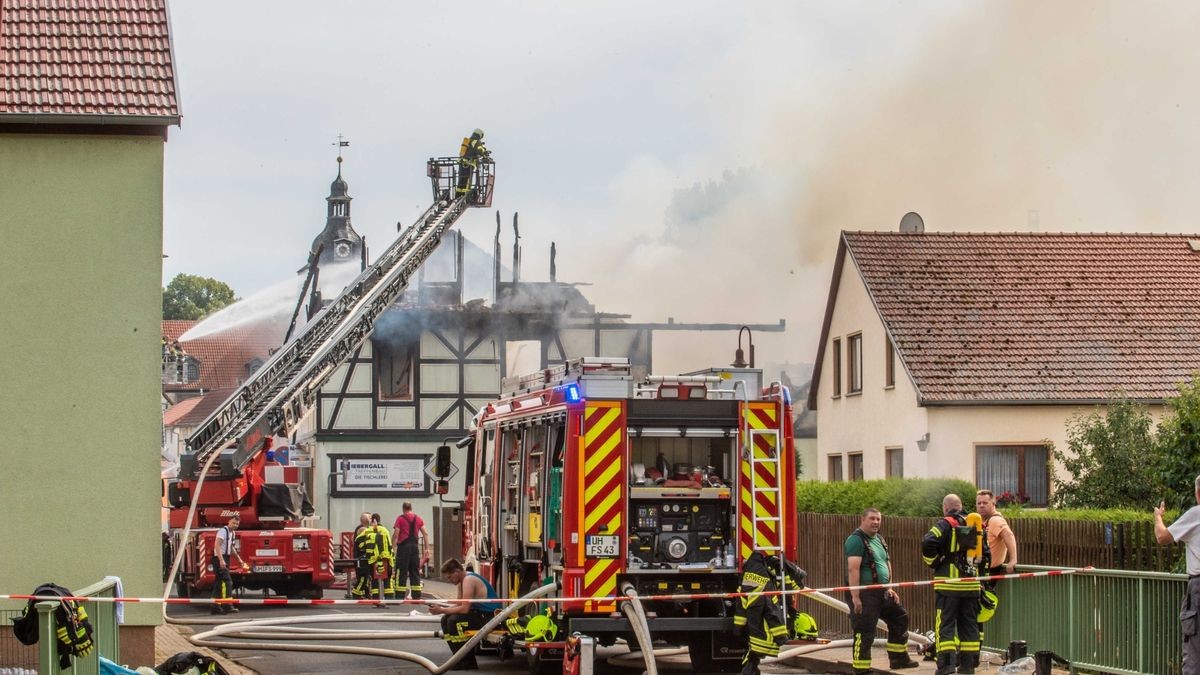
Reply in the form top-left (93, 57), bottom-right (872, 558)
top-left (461, 357), bottom-right (797, 674)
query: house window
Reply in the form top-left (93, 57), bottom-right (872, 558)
top-left (848, 333), bottom-right (863, 394)
top-left (848, 452), bottom-right (864, 481)
top-left (976, 445), bottom-right (1050, 506)
top-left (831, 338), bottom-right (842, 397)
top-left (828, 454), bottom-right (844, 482)
top-left (376, 339), bottom-right (418, 400)
top-left (886, 446), bottom-right (903, 478)
top-left (884, 335), bottom-right (895, 388)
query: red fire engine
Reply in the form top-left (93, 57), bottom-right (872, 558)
top-left (460, 356), bottom-right (797, 673)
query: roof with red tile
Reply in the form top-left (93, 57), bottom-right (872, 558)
top-left (163, 317), bottom-right (287, 392)
top-left (811, 232), bottom-right (1200, 406)
top-left (0, 0), bottom-right (180, 122)
top-left (164, 387), bottom-right (234, 428)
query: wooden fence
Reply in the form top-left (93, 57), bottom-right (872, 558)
top-left (794, 512), bottom-right (1181, 636)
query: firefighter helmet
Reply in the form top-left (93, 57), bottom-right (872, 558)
top-left (472, 128), bottom-right (484, 139)
top-left (978, 589), bottom-right (999, 623)
top-left (524, 613), bottom-right (557, 642)
top-left (793, 612), bottom-right (818, 640)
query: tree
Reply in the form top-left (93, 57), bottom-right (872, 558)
top-left (1051, 397), bottom-right (1161, 509)
top-left (1157, 375), bottom-right (1200, 511)
top-left (162, 273), bottom-right (236, 320)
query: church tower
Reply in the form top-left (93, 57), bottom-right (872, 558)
top-left (310, 154), bottom-right (363, 268)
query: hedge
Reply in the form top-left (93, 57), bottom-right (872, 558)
top-left (795, 478), bottom-right (978, 518)
top-left (796, 479), bottom-right (1178, 522)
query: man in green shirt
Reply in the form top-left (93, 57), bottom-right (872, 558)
top-left (845, 507), bottom-right (918, 673)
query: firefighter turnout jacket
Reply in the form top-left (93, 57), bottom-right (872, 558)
top-left (921, 512), bottom-right (982, 595)
top-left (733, 551), bottom-right (807, 658)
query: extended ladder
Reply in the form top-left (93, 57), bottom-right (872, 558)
top-left (181, 156), bottom-right (495, 478)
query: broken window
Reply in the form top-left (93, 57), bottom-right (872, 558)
top-left (376, 339), bottom-right (418, 400)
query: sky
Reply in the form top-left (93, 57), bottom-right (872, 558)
top-left (163, 1), bottom-right (1200, 374)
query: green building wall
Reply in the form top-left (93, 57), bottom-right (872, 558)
top-left (0, 133), bottom-right (165, 635)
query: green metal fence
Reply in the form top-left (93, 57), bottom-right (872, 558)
top-left (32, 578), bottom-right (121, 675)
top-left (984, 565), bottom-right (1186, 675)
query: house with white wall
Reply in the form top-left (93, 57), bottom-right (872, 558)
top-left (808, 221), bottom-right (1200, 505)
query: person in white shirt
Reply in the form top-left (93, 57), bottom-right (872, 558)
top-left (1154, 474), bottom-right (1200, 674)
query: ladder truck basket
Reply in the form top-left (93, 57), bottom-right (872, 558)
top-left (427, 156), bottom-right (495, 207)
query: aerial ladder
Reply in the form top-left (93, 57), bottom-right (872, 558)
top-left (165, 150), bottom-right (494, 597)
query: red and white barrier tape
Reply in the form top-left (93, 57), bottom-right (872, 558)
top-left (0, 566), bottom-right (1091, 607)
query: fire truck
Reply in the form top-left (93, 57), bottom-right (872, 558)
top-left (164, 149), bottom-right (495, 598)
top-left (460, 356), bottom-right (797, 673)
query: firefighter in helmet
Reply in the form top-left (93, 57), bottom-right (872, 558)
top-left (456, 128), bottom-right (490, 198)
top-left (369, 513), bottom-right (396, 600)
top-left (732, 551), bottom-right (807, 675)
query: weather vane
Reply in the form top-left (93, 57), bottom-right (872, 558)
top-left (333, 133), bottom-right (349, 164)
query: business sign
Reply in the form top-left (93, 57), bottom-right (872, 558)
top-left (330, 454), bottom-right (431, 497)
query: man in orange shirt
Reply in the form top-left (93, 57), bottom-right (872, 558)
top-left (976, 490), bottom-right (1019, 577)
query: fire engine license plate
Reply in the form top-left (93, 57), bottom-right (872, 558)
top-left (253, 565), bottom-right (284, 573)
top-left (585, 535), bottom-right (619, 558)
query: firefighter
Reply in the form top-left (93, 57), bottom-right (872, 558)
top-left (456, 129), bottom-right (490, 198)
top-left (429, 558), bottom-right (501, 671)
top-left (732, 551), bottom-right (807, 675)
top-left (392, 501), bottom-right (430, 599)
top-left (211, 514), bottom-right (246, 614)
top-left (352, 512), bottom-right (373, 599)
top-left (369, 512), bottom-right (396, 600)
top-left (845, 507), bottom-right (918, 672)
top-left (921, 494), bottom-right (982, 675)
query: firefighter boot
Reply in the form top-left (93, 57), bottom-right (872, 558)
top-left (890, 651), bottom-right (920, 669)
top-left (956, 650), bottom-right (979, 674)
top-left (740, 653), bottom-right (761, 675)
top-left (936, 652), bottom-right (958, 675)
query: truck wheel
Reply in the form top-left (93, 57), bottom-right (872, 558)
top-left (687, 631), bottom-right (743, 673)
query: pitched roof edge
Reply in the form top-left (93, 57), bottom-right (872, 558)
top-left (918, 397), bottom-right (1166, 407)
top-left (163, 0), bottom-right (184, 124)
top-left (843, 238), bottom-right (927, 408)
top-left (807, 233), bottom-right (847, 411)
top-left (0, 113), bottom-right (181, 126)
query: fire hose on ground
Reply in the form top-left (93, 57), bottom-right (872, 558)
top-left (617, 581), bottom-right (658, 675)
top-left (187, 582), bottom-right (558, 673)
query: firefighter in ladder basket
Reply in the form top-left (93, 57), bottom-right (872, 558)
top-left (456, 128), bottom-right (489, 198)
top-left (733, 550), bottom-right (808, 675)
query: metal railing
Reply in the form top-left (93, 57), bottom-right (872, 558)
top-left (984, 565), bottom-right (1186, 675)
top-left (32, 578), bottom-right (120, 675)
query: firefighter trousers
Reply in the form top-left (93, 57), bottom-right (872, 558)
top-left (209, 556), bottom-right (234, 613)
top-left (395, 539), bottom-right (423, 599)
top-left (934, 592), bottom-right (980, 674)
top-left (849, 589), bottom-right (910, 672)
top-left (352, 558), bottom-right (373, 598)
top-left (441, 612), bottom-right (485, 670)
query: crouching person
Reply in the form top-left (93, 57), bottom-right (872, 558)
top-left (733, 551), bottom-right (807, 675)
top-left (429, 559), bottom-right (500, 671)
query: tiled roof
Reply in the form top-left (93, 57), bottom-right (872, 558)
top-left (163, 317), bottom-right (286, 392)
top-left (823, 232), bottom-right (1200, 404)
top-left (0, 0), bottom-right (179, 121)
top-left (164, 388), bottom-right (234, 428)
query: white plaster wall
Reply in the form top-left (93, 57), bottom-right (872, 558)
top-left (815, 254), bottom-right (930, 480)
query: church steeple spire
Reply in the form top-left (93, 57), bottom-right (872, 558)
top-left (310, 136), bottom-right (363, 267)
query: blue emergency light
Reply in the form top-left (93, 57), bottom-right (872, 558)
top-left (563, 382), bottom-right (581, 403)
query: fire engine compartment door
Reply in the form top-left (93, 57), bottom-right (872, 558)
top-left (575, 400), bottom-right (627, 612)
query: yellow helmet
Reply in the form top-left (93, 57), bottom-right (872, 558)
top-left (524, 613), bottom-right (558, 642)
top-left (978, 589), bottom-right (999, 623)
top-left (793, 612), bottom-right (818, 640)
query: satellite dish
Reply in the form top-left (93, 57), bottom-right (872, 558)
top-left (899, 212), bottom-right (925, 234)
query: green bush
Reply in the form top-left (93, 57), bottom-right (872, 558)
top-left (1003, 506), bottom-right (1177, 523)
top-left (796, 478), bottom-right (978, 517)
